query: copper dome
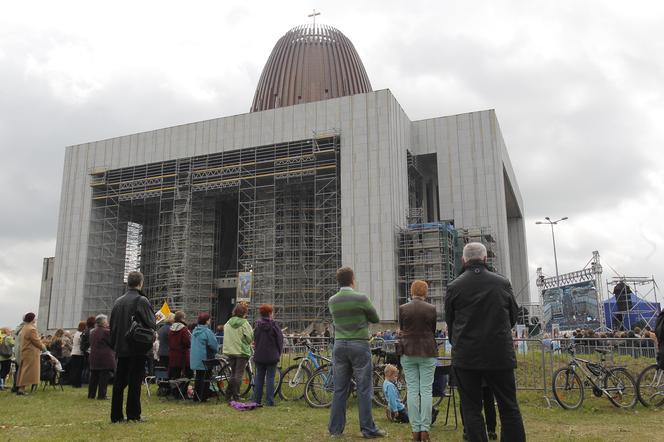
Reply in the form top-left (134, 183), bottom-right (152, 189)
top-left (250, 24), bottom-right (373, 112)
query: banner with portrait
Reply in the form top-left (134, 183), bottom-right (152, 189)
top-left (237, 271), bottom-right (253, 302)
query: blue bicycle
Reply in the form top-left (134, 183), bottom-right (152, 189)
top-left (278, 341), bottom-right (331, 401)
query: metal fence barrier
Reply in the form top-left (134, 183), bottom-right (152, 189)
top-left (275, 336), bottom-right (658, 406)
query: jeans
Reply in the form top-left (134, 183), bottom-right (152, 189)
top-left (111, 356), bottom-right (146, 422)
top-left (455, 368), bottom-right (525, 442)
top-left (328, 340), bottom-right (378, 437)
top-left (252, 362), bottom-right (277, 406)
top-left (401, 355), bottom-right (436, 433)
top-left (225, 356), bottom-right (249, 401)
top-left (88, 369), bottom-right (111, 399)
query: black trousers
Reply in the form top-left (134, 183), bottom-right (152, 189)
top-left (89, 369), bottom-right (111, 399)
top-left (455, 368), bottom-right (525, 442)
top-left (194, 369), bottom-right (209, 402)
top-left (0, 360), bottom-right (11, 386)
top-left (460, 386), bottom-right (497, 433)
top-left (111, 356), bottom-right (146, 422)
top-left (69, 355), bottom-right (84, 387)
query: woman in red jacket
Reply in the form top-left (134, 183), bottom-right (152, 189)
top-left (168, 311), bottom-right (191, 380)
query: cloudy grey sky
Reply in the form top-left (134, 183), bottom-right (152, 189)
top-left (1, 0), bottom-right (663, 326)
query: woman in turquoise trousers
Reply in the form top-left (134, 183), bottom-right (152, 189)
top-left (398, 280), bottom-right (439, 441)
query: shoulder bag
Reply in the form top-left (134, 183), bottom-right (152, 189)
top-left (125, 295), bottom-right (154, 354)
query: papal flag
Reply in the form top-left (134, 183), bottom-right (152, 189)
top-left (155, 302), bottom-right (172, 323)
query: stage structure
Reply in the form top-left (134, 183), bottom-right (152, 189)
top-left (604, 277), bottom-right (660, 330)
top-left (537, 251), bottom-right (605, 331)
top-left (44, 23), bottom-right (530, 331)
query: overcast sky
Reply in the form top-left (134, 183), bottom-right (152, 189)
top-left (1, 0), bottom-right (663, 327)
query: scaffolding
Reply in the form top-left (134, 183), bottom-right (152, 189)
top-left (605, 277), bottom-right (660, 331)
top-left (455, 226), bottom-right (498, 274)
top-left (397, 221), bottom-right (457, 320)
top-left (85, 135), bottom-right (341, 331)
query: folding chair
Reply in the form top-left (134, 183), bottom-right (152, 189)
top-left (202, 358), bottom-right (227, 402)
top-left (144, 365), bottom-right (168, 397)
top-left (40, 355), bottom-right (64, 392)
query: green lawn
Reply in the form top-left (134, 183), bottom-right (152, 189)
top-left (0, 387), bottom-right (662, 441)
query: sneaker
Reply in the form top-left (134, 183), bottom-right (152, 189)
top-left (363, 429), bottom-right (387, 439)
top-left (488, 431), bottom-right (498, 440)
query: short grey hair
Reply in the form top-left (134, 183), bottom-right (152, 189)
top-left (95, 314), bottom-right (108, 326)
top-left (462, 242), bottom-right (487, 262)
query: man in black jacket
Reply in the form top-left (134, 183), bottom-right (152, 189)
top-left (445, 243), bottom-right (525, 442)
top-left (110, 271), bottom-right (156, 423)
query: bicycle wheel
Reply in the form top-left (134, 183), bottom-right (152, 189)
top-left (278, 364), bottom-right (312, 401)
top-left (240, 365), bottom-right (253, 398)
top-left (373, 369), bottom-right (409, 408)
top-left (636, 364), bottom-right (664, 407)
top-left (305, 364), bottom-right (334, 408)
top-left (552, 367), bottom-right (584, 409)
top-left (604, 367), bottom-right (637, 408)
top-left (217, 363), bottom-right (233, 395)
top-left (372, 369), bottom-right (388, 407)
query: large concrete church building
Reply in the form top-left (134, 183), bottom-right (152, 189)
top-left (41, 23), bottom-right (529, 331)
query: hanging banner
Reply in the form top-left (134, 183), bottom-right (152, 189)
top-left (237, 271), bottom-right (254, 302)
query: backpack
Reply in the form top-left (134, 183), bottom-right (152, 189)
top-left (0, 336), bottom-right (12, 357)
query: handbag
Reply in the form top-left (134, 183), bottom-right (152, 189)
top-left (125, 296), bottom-right (154, 354)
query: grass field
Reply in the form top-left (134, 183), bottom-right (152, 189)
top-left (0, 386), bottom-right (663, 441)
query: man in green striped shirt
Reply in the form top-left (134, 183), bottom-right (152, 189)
top-left (328, 266), bottom-right (385, 439)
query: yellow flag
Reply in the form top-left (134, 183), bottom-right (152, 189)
top-left (155, 302), bottom-right (171, 323)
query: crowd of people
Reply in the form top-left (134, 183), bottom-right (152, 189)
top-left (0, 271), bottom-right (285, 424)
top-left (2, 241), bottom-right (662, 441)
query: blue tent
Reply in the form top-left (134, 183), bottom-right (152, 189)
top-left (604, 292), bottom-right (661, 330)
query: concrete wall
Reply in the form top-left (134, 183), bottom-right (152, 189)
top-left (49, 92), bottom-right (528, 328)
top-left (49, 89), bottom-right (409, 328)
top-left (410, 109), bottom-right (530, 303)
top-left (38, 257), bottom-right (54, 332)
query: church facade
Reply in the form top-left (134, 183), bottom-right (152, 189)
top-left (42, 24), bottom-right (528, 330)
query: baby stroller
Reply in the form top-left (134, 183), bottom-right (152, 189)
top-left (40, 353), bottom-right (64, 391)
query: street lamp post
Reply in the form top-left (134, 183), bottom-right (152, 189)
top-left (536, 216), bottom-right (568, 286)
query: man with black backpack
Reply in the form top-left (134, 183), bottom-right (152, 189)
top-left (110, 271), bottom-right (156, 423)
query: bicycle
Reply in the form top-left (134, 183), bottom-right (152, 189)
top-left (636, 363), bottom-right (664, 407)
top-left (278, 340), bottom-right (330, 401)
top-left (241, 349), bottom-right (282, 399)
top-left (371, 338), bottom-right (446, 408)
top-left (551, 344), bottom-right (637, 409)
top-left (205, 351), bottom-right (280, 400)
top-left (303, 361), bottom-right (404, 409)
